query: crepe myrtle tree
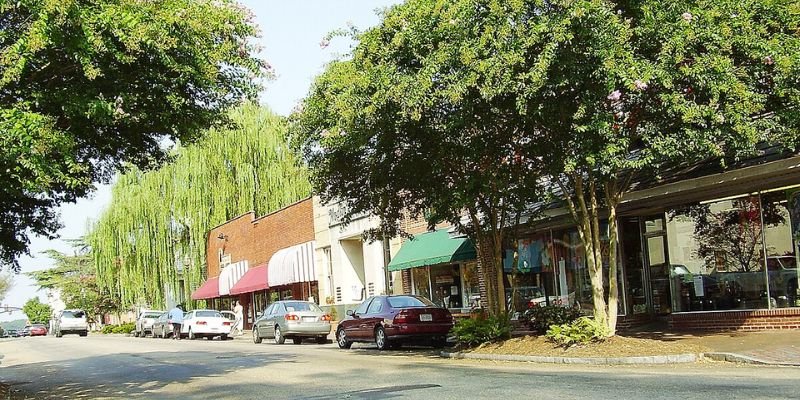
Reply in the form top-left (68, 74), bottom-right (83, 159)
top-left (291, 2), bottom-right (549, 316)
top-left (511, 0), bottom-right (800, 334)
top-left (0, 0), bottom-right (268, 272)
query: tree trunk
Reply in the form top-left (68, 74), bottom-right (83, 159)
top-left (605, 181), bottom-right (620, 336)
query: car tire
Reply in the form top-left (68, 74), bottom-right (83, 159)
top-left (315, 336), bottom-right (327, 344)
top-left (221, 334), bottom-right (228, 341)
top-left (274, 326), bottom-right (285, 344)
top-left (292, 337), bottom-right (302, 345)
top-left (55, 330), bottom-right (62, 338)
top-left (188, 329), bottom-right (196, 340)
top-left (253, 328), bottom-right (262, 344)
top-left (133, 330), bottom-right (139, 337)
top-left (79, 331), bottom-right (88, 337)
top-left (336, 327), bottom-right (352, 349)
top-left (375, 326), bottom-right (390, 351)
top-left (431, 337), bottom-right (447, 348)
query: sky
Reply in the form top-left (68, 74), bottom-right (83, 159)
top-left (1, 0), bottom-right (402, 322)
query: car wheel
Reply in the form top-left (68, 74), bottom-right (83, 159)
top-left (133, 330), bottom-right (139, 337)
top-left (292, 337), bottom-right (302, 345)
top-left (315, 336), bottom-right (327, 344)
top-left (55, 330), bottom-right (62, 338)
top-left (253, 328), bottom-right (262, 344)
top-left (336, 327), bottom-right (352, 349)
top-left (80, 331), bottom-right (88, 337)
top-left (375, 326), bottom-right (389, 351)
top-left (220, 334), bottom-right (228, 341)
top-left (431, 337), bottom-right (447, 348)
top-left (188, 329), bottom-right (196, 340)
top-left (274, 326), bottom-right (285, 344)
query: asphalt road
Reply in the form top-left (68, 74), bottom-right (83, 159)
top-left (1, 334), bottom-right (799, 399)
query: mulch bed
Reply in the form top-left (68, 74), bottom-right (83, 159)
top-left (463, 335), bottom-right (709, 358)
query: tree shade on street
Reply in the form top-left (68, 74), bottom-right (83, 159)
top-left (0, 0), bottom-right (267, 271)
top-left (88, 104), bottom-right (311, 309)
top-left (291, 0), bottom-right (800, 329)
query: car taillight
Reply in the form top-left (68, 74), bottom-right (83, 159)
top-left (321, 314), bottom-right (332, 321)
top-left (393, 310), bottom-right (409, 324)
top-left (196, 320), bottom-right (207, 325)
top-left (222, 321), bottom-right (231, 326)
top-left (285, 314), bottom-right (299, 321)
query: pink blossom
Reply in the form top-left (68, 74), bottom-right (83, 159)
top-left (607, 90), bottom-right (622, 101)
top-left (682, 12), bottom-right (693, 22)
top-left (634, 80), bottom-right (648, 90)
top-left (763, 56), bottom-right (774, 65)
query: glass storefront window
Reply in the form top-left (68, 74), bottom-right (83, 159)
top-left (762, 190), bottom-right (800, 308)
top-left (551, 229), bottom-right (589, 311)
top-left (461, 262), bottom-right (480, 309)
top-left (429, 264), bottom-right (463, 309)
top-left (668, 194), bottom-right (769, 311)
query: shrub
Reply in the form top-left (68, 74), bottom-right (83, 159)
top-left (101, 324), bottom-right (116, 334)
top-left (523, 305), bottom-right (582, 334)
top-left (451, 314), bottom-right (512, 347)
top-left (116, 322), bottom-right (135, 334)
top-left (545, 317), bottom-right (610, 347)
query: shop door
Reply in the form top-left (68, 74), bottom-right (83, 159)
top-left (621, 218), bottom-right (648, 314)
top-left (642, 215), bottom-right (672, 314)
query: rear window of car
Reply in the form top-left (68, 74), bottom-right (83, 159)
top-left (142, 312), bottom-right (162, 318)
top-left (283, 302), bottom-right (322, 313)
top-left (388, 296), bottom-right (435, 308)
top-left (62, 310), bottom-right (85, 318)
top-left (32, 324), bottom-right (46, 328)
top-left (196, 311), bottom-right (222, 318)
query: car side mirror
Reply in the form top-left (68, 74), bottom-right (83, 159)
top-left (346, 310), bottom-right (354, 317)
top-left (256, 312), bottom-right (263, 318)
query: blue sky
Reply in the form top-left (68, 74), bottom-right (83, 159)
top-left (1, 0), bottom-right (401, 321)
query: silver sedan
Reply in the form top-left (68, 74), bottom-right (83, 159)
top-left (252, 301), bottom-right (331, 345)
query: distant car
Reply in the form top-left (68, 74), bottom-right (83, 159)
top-left (336, 295), bottom-right (453, 350)
top-left (181, 309), bottom-right (231, 340)
top-left (151, 312), bottom-right (173, 339)
top-left (252, 300), bottom-right (331, 345)
top-left (28, 324), bottom-right (47, 337)
top-left (19, 326), bottom-right (31, 337)
top-left (134, 310), bottom-right (165, 338)
top-left (6, 329), bottom-right (19, 338)
top-left (220, 310), bottom-right (236, 322)
top-left (54, 309), bottom-right (89, 337)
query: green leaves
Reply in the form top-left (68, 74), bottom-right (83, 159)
top-left (22, 297), bottom-right (52, 324)
top-left (1, 0), bottom-right (265, 270)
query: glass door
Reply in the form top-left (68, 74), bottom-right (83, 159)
top-left (642, 216), bottom-right (672, 314)
top-left (621, 218), bottom-right (648, 314)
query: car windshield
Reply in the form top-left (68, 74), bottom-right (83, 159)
top-left (387, 296), bottom-right (435, 308)
top-left (143, 312), bottom-right (162, 318)
top-left (283, 302), bottom-right (322, 313)
top-left (32, 324), bottom-right (46, 328)
top-left (62, 310), bottom-right (85, 318)
top-left (196, 311), bottom-right (222, 318)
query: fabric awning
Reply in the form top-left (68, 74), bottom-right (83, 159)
top-left (230, 265), bottom-right (268, 295)
top-left (268, 241), bottom-right (316, 287)
top-left (219, 260), bottom-right (249, 296)
top-left (387, 229), bottom-right (477, 271)
top-left (191, 277), bottom-right (220, 300)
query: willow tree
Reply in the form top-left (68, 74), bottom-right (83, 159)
top-left (88, 104), bottom-right (311, 309)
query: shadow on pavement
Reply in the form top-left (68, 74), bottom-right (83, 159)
top-left (0, 350), bottom-right (294, 399)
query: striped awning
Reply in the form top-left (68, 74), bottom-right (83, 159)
top-left (267, 241), bottom-right (316, 287)
top-left (219, 260), bottom-right (249, 296)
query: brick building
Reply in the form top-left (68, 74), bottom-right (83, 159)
top-left (191, 197), bottom-right (316, 330)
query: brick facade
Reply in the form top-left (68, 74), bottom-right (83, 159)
top-left (668, 308), bottom-right (800, 331)
top-left (205, 198), bottom-right (315, 279)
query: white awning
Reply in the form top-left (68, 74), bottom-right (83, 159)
top-left (267, 241), bottom-right (316, 287)
top-left (219, 260), bottom-right (249, 296)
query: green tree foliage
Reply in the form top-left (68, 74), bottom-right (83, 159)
top-left (0, 0), bottom-right (267, 271)
top-left (27, 239), bottom-right (119, 323)
top-left (293, 0), bottom-right (800, 332)
top-left (0, 271), bottom-right (12, 302)
top-left (87, 104), bottom-right (311, 310)
top-left (22, 297), bottom-right (52, 324)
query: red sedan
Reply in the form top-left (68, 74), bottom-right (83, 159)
top-left (28, 324), bottom-right (48, 336)
top-left (336, 295), bottom-right (453, 350)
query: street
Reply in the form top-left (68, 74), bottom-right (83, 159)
top-left (1, 335), bottom-right (799, 399)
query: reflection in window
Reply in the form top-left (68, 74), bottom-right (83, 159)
top-left (411, 267), bottom-right (431, 300)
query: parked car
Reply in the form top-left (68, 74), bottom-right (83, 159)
top-left (336, 295), bottom-right (453, 350)
top-left (151, 312), bottom-right (173, 339)
top-left (6, 329), bottom-right (19, 338)
top-left (181, 309), bottom-right (231, 340)
top-left (19, 326), bottom-right (31, 337)
top-left (134, 310), bottom-right (165, 338)
top-left (28, 324), bottom-right (47, 337)
top-left (220, 311), bottom-right (236, 322)
top-left (54, 309), bottom-right (88, 337)
top-left (252, 300), bottom-right (331, 345)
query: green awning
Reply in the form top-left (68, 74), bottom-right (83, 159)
top-left (387, 229), bottom-right (477, 271)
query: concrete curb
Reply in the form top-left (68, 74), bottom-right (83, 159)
top-left (702, 352), bottom-right (800, 367)
top-left (440, 351), bottom-right (699, 365)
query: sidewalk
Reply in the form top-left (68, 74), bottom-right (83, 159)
top-left (623, 324), bottom-right (800, 366)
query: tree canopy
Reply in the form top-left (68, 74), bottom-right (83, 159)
top-left (22, 297), bottom-right (52, 324)
top-left (1, 0), bottom-right (267, 271)
top-left (88, 104), bottom-right (311, 310)
top-left (292, 0), bottom-right (800, 327)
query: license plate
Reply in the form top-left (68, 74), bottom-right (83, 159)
top-left (302, 317), bottom-right (316, 322)
top-left (420, 314), bottom-right (432, 322)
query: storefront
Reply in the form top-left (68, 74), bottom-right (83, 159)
top-left (389, 229), bottom-right (481, 314)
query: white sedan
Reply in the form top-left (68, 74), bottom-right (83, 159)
top-left (181, 309), bottom-right (232, 340)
